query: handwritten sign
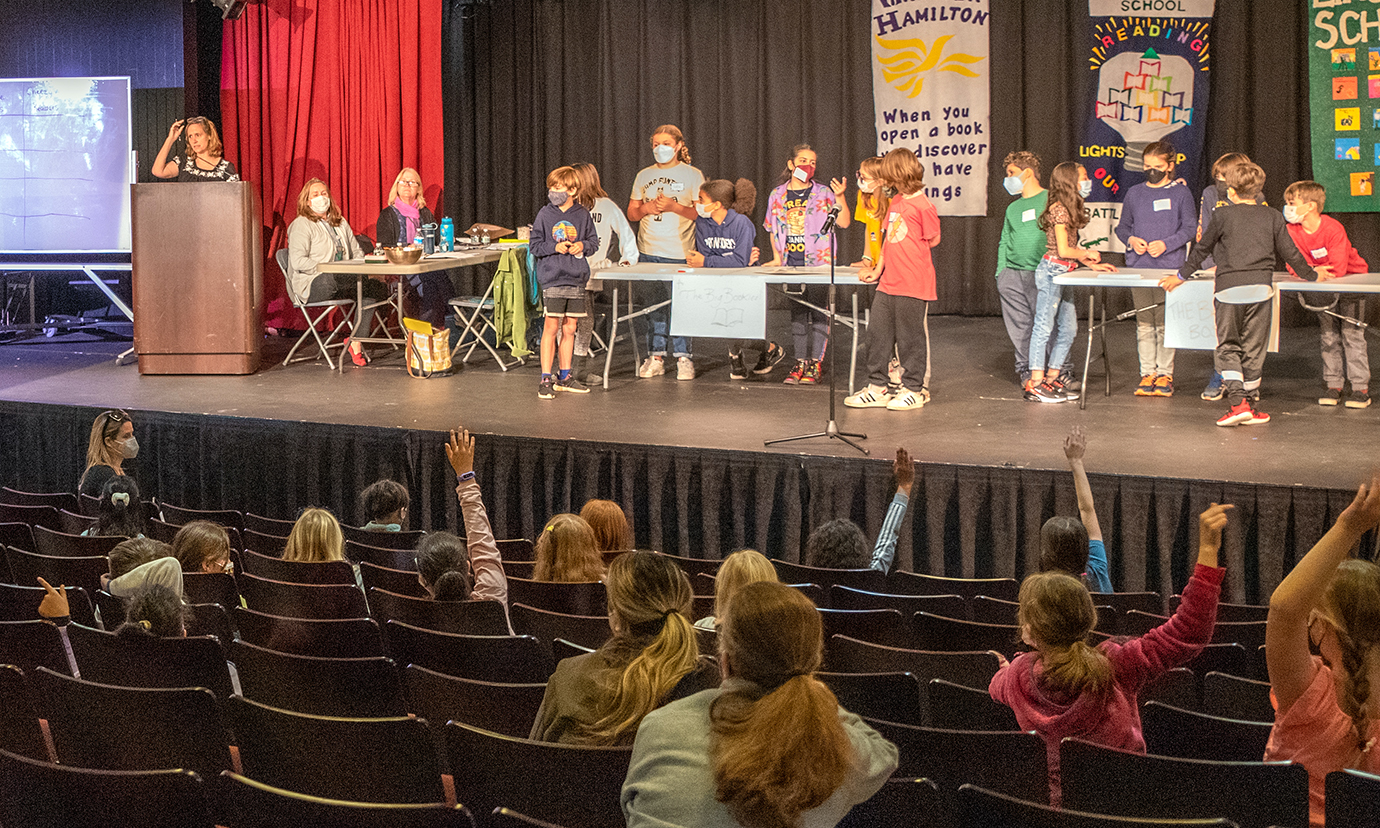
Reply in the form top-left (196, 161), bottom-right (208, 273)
top-left (669, 274), bottom-right (767, 339)
top-left (1165, 280), bottom-right (1281, 352)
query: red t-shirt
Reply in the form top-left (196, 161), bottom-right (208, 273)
top-left (879, 192), bottom-right (940, 301)
top-left (1286, 215), bottom-right (1368, 277)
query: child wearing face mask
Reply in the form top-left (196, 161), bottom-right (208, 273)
top-left (1114, 141), bottom-right (1197, 398)
top-left (531, 166), bottom-right (600, 400)
top-left (1282, 180), bottom-right (1370, 408)
top-left (994, 150), bottom-right (1048, 387)
top-left (851, 156), bottom-right (889, 270)
top-left (1196, 152), bottom-right (1259, 402)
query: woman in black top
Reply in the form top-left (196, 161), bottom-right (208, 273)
top-left (376, 168), bottom-right (453, 327)
top-left (79, 409), bottom-right (137, 498)
top-left (152, 117), bottom-right (239, 182)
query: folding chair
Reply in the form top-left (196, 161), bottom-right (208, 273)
top-left (449, 247), bottom-right (529, 370)
top-left (278, 249), bottom-right (356, 369)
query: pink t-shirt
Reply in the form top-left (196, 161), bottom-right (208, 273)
top-left (1264, 656), bottom-right (1380, 827)
top-left (879, 192), bottom-right (940, 301)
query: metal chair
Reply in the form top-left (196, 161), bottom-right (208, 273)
top-left (278, 249), bottom-right (356, 369)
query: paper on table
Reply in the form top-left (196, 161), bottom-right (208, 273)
top-left (669, 274), bottom-right (767, 338)
top-left (1165, 280), bottom-right (1281, 352)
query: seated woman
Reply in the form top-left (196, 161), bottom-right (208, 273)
top-left (171, 521), bottom-right (233, 574)
top-left (531, 551), bottom-right (719, 744)
top-left (151, 117), bottom-right (239, 182)
top-left (79, 409), bottom-right (137, 498)
top-left (284, 178), bottom-right (388, 367)
top-left (580, 499), bottom-right (632, 554)
top-left (694, 548), bottom-right (778, 631)
top-left (359, 479), bottom-right (409, 532)
top-left (414, 426), bottom-right (508, 606)
top-left (282, 508), bottom-right (347, 563)
top-left (622, 581), bottom-right (898, 827)
top-left (376, 168), bottom-right (454, 328)
top-left (533, 514), bottom-right (605, 583)
top-left (84, 477), bottom-right (146, 539)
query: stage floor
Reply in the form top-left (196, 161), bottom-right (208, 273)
top-left (0, 314), bottom-right (1372, 491)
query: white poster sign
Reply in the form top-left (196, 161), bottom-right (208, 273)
top-left (1164, 280), bottom-right (1282, 352)
top-left (669, 274), bottom-right (767, 339)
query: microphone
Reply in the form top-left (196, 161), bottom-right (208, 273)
top-left (820, 204), bottom-right (842, 234)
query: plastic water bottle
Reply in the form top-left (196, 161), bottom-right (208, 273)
top-left (440, 218), bottom-right (454, 252)
top-left (413, 232), bottom-right (425, 253)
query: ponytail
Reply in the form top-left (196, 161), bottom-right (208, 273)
top-left (1324, 560), bottom-right (1380, 752)
top-left (416, 532), bottom-right (473, 601)
top-left (700, 179), bottom-right (757, 217)
top-left (585, 609), bottom-right (699, 744)
top-left (432, 570), bottom-right (471, 602)
top-left (1040, 638), bottom-right (1113, 696)
top-left (1018, 571), bottom-right (1112, 697)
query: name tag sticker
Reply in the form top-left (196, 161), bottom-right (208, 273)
top-left (670, 182), bottom-right (684, 192)
top-left (1021, 209), bottom-right (1037, 222)
top-left (1153, 198), bottom-right (1171, 212)
top-left (1312, 247), bottom-right (1329, 259)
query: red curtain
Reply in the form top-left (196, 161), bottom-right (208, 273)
top-left (220, 0), bottom-right (444, 330)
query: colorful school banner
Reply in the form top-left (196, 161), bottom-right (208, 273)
top-left (1308, 4), bottom-right (1380, 211)
top-left (870, 0), bottom-right (990, 216)
top-left (1079, 2), bottom-right (1214, 252)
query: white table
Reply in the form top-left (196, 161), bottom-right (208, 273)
top-left (599, 264), bottom-right (872, 391)
top-left (0, 262), bottom-right (135, 363)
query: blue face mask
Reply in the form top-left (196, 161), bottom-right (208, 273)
top-left (1003, 175), bottom-right (1024, 196)
top-left (1078, 180), bottom-right (1093, 198)
top-left (548, 189), bottom-right (568, 207)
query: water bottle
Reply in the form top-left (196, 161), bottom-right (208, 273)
top-left (481, 228), bottom-right (490, 244)
top-left (413, 232), bottom-right (425, 253)
top-left (422, 222), bottom-right (437, 255)
top-left (440, 218), bottom-right (454, 252)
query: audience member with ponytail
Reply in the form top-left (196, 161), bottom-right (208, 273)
top-left (622, 580), bottom-right (897, 828)
top-left (85, 476), bottom-right (146, 538)
top-left (991, 502), bottom-right (1228, 805)
top-left (416, 427), bottom-right (508, 607)
top-left (533, 513), bottom-right (605, 583)
top-left (531, 551), bottom-right (717, 745)
top-left (114, 585), bottom-right (189, 639)
top-left (1264, 472), bottom-right (1380, 827)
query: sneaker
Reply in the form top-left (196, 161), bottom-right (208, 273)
top-left (729, 351), bottom-right (748, 380)
top-left (1346, 390), bottom-right (1371, 409)
top-left (1030, 382), bottom-right (1068, 403)
top-left (1243, 405), bottom-right (1271, 425)
top-left (799, 360), bottom-right (823, 385)
top-left (845, 386), bottom-right (893, 408)
top-left (637, 356), bottom-right (665, 378)
top-left (1319, 388), bottom-right (1344, 406)
top-left (886, 388), bottom-right (929, 410)
top-left (751, 343), bottom-right (785, 375)
top-left (1048, 375), bottom-right (1079, 401)
top-left (677, 357), bottom-right (695, 380)
top-left (887, 357), bottom-right (905, 387)
top-left (554, 375), bottom-right (589, 393)
top-left (1201, 372), bottom-right (1224, 401)
top-left (783, 360), bottom-right (807, 385)
top-left (1153, 375), bottom-right (1174, 397)
top-left (1216, 400), bottom-right (1254, 427)
top-left (1134, 374), bottom-right (1156, 396)
top-left (538, 376), bottom-right (555, 400)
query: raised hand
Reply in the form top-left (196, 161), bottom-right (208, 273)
top-left (830, 177), bottom-right (848, 197)
top-left (37, 577), bottom-right (69, 619)
top-left (893, 446), bottom-right (915, 497)
top-left (1063, 425), bottom-right (1086, 461)
top-left (446, 427), bottom-right (476, 477)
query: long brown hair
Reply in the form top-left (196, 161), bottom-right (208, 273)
top-left (282, 507), bottom-right (345, 563)
top-left (777, 144), bottom-right (815, 186)
top-left (651, 125), bottom-right (692, 164)
top-left (579, 500), bottom-right (632, 553)
top-left (85, 409), bottom-right (130, 471)
top-left (1039, 162), bottom-right (1090, 235)
top-left (1322, 560), bottom-right (1380, 751)
top-left (296, 178), bottom-right (345, 226)
top-left (1018, 571), bottom-right (1112, 696)
top-left (857, 156), bottom-right (890, 217)
top-left (171, 520), bottom-right (230, 573)
top-left (711, 581), bottom-right (854, 828)
top-left (533, 514), bottom-right (604, 582)
top-left (571, 162), bottom-right (609, 210)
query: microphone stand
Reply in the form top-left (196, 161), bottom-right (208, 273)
top-left (765, 207), bottom-right (868, 455)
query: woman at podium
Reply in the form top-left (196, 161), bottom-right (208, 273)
top-left (375, 168), bottom-right (453, 327)
top-left (151, 117), bottom-right (239, 182)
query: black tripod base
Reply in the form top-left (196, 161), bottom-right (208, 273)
top-left (764, 419), bottom-right (869, 455)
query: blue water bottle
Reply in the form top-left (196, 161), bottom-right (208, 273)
top-left (440, 218), bottom-right (454, 252)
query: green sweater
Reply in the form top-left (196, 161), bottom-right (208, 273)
top-left (995, 189), bottom-right (1050, 277)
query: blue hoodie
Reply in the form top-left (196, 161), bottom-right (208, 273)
top-left (531, 202), bottom-right (599, 288)
top-left (692, 209), bottom-right (755, 268)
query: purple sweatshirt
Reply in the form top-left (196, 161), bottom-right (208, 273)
top-left (1114, 180), bottom-right (1197, 269)
top-left (693, 209), bottom-right (755, 268)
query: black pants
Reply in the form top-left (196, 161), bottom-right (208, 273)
top-left (406, 272), bottom-right (454, 328)
top-left (308, 273), bottom-right (390, 337)
top-left (1214, 298), bottom-right (1271, 406)
top-left (865, 291), bottom-right (929, 392)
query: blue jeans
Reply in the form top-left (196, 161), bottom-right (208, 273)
top-left (640, 254), bottom-right (691, 358)
top-left (1028, 258), bottom-right (1077, 373)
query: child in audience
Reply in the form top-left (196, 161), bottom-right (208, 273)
top-left (532, 550), bottom-right (718, 744)
top-left (413, 426), bottom-right (508, 608)
top-left (114, 585), bottom-right (188, 639)
top-left (1282, 180), bottom-right (1371, 408)
top-left (1040, 426), bottom-right (1112, 593)
top-left (1264, 473), bottom-right (1380, 827)
top-left (533, 513), bottom-right (605, 583)
top-left (359, 479), bottom-right (409, 531)
top-left (282, 507), bottom-right (346, 562)
top-left (694, 548), bottom-right (778, 631)
top-left (532, 165), bottom-right (599, 399)
top-left (1161, 162), bottom-right (1318, 426)
top-left (851, 156), bottom-right (888, 270)
top-left (994, 150), bottom-right (1049, 387)
top-left (571, 162), bottom-right (638, 382)
top-left (1115, 141), bottom-right (1196, 397)
top-left (86, 476), bottom-right (145, 538)
top-left (1196, 152), bottom-right (1257, 401)
top-left (105, 537), bottom-right (172, 584)
top-left (621, 580), bottom-right (897, 828)
top-left (990, 502), bottom-right (1228, 805)
top-left (803, 447), bottom-right (913, 572)
top-left (580, 499), bottom-right (633, 554)
top-left (171, 521), bottom-right (232, 574)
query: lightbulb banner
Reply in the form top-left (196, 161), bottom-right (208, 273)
top-left (1079, 1), bottom-right (1214, 252)
top-left (870, 0), bottom-right (991, 216)
top-left (1307, 3), bottom-right (1380, 211)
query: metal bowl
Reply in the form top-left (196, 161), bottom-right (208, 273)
top-left (383, 246), bottom-right (424, 265)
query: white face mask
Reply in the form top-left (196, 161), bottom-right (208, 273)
top-left (857, 177), bottom-right (875, 193)
top-left (1283, 205), bottom-right (1304, 224)
top-left (310, 195), bottom-right (330, 214)
top-left (120, 436), bottom-right (139, 459)
top-left (653, 145), bottom-right (676, 164)
top-left (1078, 180), bottom-right (1092, 198)
top-left (695, 203), bottom-right (714, 218)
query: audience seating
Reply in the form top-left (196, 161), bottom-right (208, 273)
top-left (818, 671), bottom-right (924, 726)
top-left (789, 582), bottom-right (828, 607)
top-left (160, 503), bottom-right (245, 532)
top-left (838, 778), bottom-right (943, 828)
top-left (956, 783), bottom-right (1237, 828)
top-left (0, 504), bottom-right (62, 532)
top-left (226, 695), bottom-right (445, 804)
top-left (1140, 701), bottom-right (1272, 762)
top-left (0, 488), bottom-right (79, 514)
top-left (553, 638), bottom-right (594, 662)
top-left (818, 607), bottom-right (910, 649)
top-left (367, 587), bottom-right (511, 636)
top-left (58, 509), bottom-right (98, 536)
top-left (828, 636), bottom-right (1002, 728)
top-left (146, 517), bottom-right (180, 544)
top-left (0, 619), bottom-right (73, 675)
top-left (1060, 737), bottom-right (1309, 828)
top-left (828, 585), bottom-right (965, 618)
top-left (1121, 612), bottom-right (1266, 651)
top-left (0, 665), bottom-right (49, 761)
top-left (1170, 595), bottom-right (1268, 623)
top-left (182, 571), bottom-right (240, 610)
top-left (0, 747), bottom-right (214, 828)
top-left (244, 513), bottom-right (295, 536)
top-left (655, 551), bottom-right (721, 579)
top-left (1141, 667), bottom-right (1198, 712)
top-left (402, 663), bottom-right (545, 749)
top-left (94, 589), bottom-right (124, 627)
top-left (692, 593), bottom-right (713, 621)
top-left (694, 623), bottom-right (716, 656)
top-left (496, 538), bottom-right (535, 562)
top-left (502, 559), bottom-right (537, 580)
top-left (341, 524), bottom-right (426, 550)
top-left (889, 571), bottom-right (1020, 602)
top-left (242, 529), bottom-right (288, 555)
top-left (927, 679), bottom-right (1021, 731)
top-left (237, 573), bottom-right (367, 620)
top-left (6, 548), bottom-right (108, 597)
top-left (0, 521), bottom-right (35, 553)
top-left (33, 667), bottom-right (232, 780)
top-left (0, 581), bottom-right (97, 627)
top-left (1326, 768), bottom-right (1380, 828)
top-left (66, 622), bottom-right (234, 701)
top-left (966, 595), bottom-right (1020, 625)
top-left (32, 525), bottom-right (124, 558)
top-left (1088, 591), bottom-right (1163, 617)
top-left (1202, 671), bottom-right (1273, 723)
top-left (865, 717), bottom-right (1049, 805)
top-left (505, 577), bottom-right (607, 616)
top-left (444, 721), bottom-right (631, 828)
top-left (219, 771), bottom-right (476, 828)
top-left (384, 620), bottom-right (555, 683)
top-left (346, 540), bottom-right (417, 571)
top-left (78, 493), bottom-right (100, 516)
top-left (772, 560), bottom-right (886, 594)
top-left (240, 549), bottom-right (355, 585)
top-left (229, 639), bottom-right (406, 717)
top-left (912, 612), bottom-right (1024, 653)
top-left (233, 607), bottom-right (384, 658)
top-left (359, 561), bottom-right (430, 598)
top-left (510, 603), bottom-right (612, 653)
top-left (187, 602), bottom-right (234, 643)
top-left (1183, 643), bottom-right (1256, 682)
top-left (489, 808), bottom-right (567, 828)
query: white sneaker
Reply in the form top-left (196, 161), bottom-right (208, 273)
top-left (844, 386), bottom-right (893, 408)
top-left (677, 356), bottom-right (696, 380)
top-left (637, 356), bottom-right (665, 378)
top-left (886, 388), bottom-right (930, 410)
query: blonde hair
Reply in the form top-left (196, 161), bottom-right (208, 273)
top-left (579, 551), bottom-right (699, 744)
top-left (879, 147), bottom-right (924, 195)
top-left (85, 409), bottom-right (130, 471)
top-left (651, 125), bottom-right (692, 164)
top-left (282, 507), bottom-right (345, 563)
top-left (1018, 571), bottom-right (1112, 696)
top-left (533, 514), bottom-right (604, 582)
top-left (713, 549), bottom-right (778, 622)
top-left (386, 168), bottom-right (427, 210)
top-left (711, 581), bottom-right (853, 828)
top-left (858, 156), bottom-right (890, 217)
top-left (296, 178), bottom-right (344, 226)
top-left (1322, 560), bottom-right (1380, 752)
top-left (580, 500), bottom-right (632, 553)
top-left (546, 166), bottom-right (581, 195)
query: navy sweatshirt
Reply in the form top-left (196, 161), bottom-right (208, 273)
top-left (1178, 203), bottom-right (1316, 291)
top-left (531, 203), bottom-right (600, 288)
top-left (693, 209), bottom-right (755, 268)
top-left (1114, 180), bottom-right (1197, 269)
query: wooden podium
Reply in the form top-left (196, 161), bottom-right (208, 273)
top-left (131, 182), bottom-right (263, 374)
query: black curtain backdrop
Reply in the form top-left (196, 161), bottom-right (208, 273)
top-left (441, 0), bottom-right (1379, 318)
top-left (2, 400), bottom-right (1369, 606)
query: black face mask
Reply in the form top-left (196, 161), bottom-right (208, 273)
top-left (1146, 168), bottom-right (1168, 185)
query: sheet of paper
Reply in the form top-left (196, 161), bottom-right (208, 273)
top-left (669, 274), bottom-right (767, 339)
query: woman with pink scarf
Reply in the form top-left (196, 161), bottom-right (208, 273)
top-left (376, 168), bottom-right (454, 327)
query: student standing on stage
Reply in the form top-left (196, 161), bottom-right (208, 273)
top-left (532, 166), bottom-right (599, 400)
top-left (994, 150), bottom-right (1049, 388)
top-left (571, 162), bottom-right (639, 382)
top-left (764, 145), bottom-right (851, 385)
top-left (844, 148), bottom-right (937, 412)
top-left (1196, 152), bottom-right (1258, 402)
top-left (851, 156), bottom-right (888, 270)
top-left (1282, 180), bottom-right (1371, 408)
top-left (1161, 162), bottom-right (1319, 426)
top-left (628, 126), bottom-right (704, 381)
top-left (1114, 141), bottom-right (1196, 398)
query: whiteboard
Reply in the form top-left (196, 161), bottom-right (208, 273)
top-left (669, 273), bottom-right (767, 339)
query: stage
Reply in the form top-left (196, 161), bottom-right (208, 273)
top-left (0, 312), bottom-right (1370, 605)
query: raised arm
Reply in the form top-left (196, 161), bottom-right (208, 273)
top-left (151, 120), bottom-right (184, 179)
top-left (446, 427), bottom-right (508, 609)
top-left (870, 447), bottom-right (913, 573)
top-left (1063, 426), bottom-right (1101, 541)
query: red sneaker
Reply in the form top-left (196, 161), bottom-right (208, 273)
top-left (1242, 405), bottom-right (1270, 425)
top-left (1216, 400), bottom-right (1254, 427)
